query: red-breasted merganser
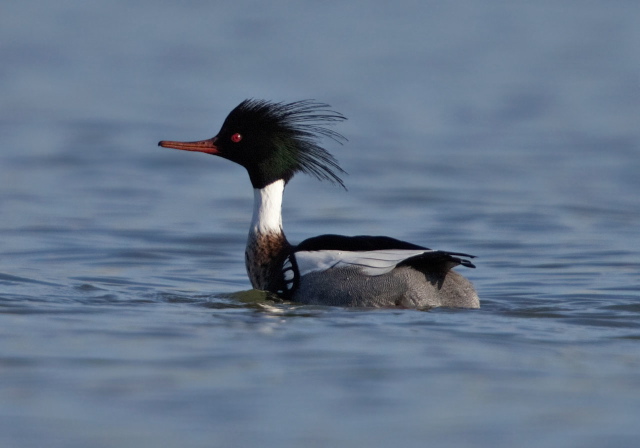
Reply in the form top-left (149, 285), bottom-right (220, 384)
top-left (159, 99), bottom-right (480, 309)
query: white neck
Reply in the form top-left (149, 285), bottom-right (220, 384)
top-left (250, 179), bottom-right (285, 237)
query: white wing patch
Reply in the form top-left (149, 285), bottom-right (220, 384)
top-left (293, 249), bottom-right (436, 277)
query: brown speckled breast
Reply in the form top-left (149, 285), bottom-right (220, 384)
top-left (245, 231), bottom-right (290, 292)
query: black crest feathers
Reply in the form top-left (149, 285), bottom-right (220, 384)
top-left (227, 99), bottom-right (348, 188)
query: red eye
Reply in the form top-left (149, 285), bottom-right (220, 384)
top-left (231, 133), bottom-right (242, 143)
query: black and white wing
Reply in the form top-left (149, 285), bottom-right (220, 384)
top-left (277, 234), bottom-right (476, 298)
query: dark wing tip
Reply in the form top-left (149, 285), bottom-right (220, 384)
top-left (444, 251), bottom-right (477, 268)
top-left (399, 251), bottom-right (477, 271)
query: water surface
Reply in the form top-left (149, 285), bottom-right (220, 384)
top-left (1, 1), bottom-right (639, 447)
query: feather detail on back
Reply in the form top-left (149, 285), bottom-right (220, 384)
top-left (291, 249), bottom-right (475, 278)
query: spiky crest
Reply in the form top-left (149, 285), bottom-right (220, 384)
top-left (221, 99), bottom-right (348, 188)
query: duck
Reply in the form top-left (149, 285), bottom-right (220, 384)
top-left (159, 99), bottom-right (480, 309)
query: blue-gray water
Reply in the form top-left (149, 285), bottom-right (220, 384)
top-left (2, 1), bottom-right (640, 447)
